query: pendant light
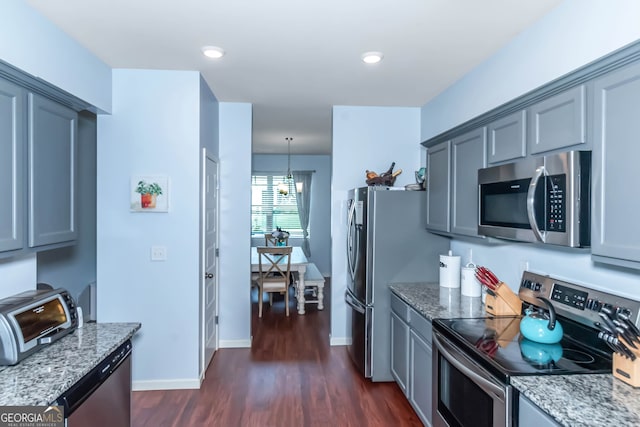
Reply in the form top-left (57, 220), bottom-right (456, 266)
top-left (277, 137), bottom-right (293, 195)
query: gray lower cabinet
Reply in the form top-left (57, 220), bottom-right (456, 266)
top-left (518, 395), bottom-right (560, 427)
top-left (390, 310), bottom-right (410, 395)
top-left (487, 110), bottom-right (526, 164)
top-left (591, 62), bottom-right (640, 269)
top-left (0, 79), bottom-right (25, 253)
top-left (451, 127), bottom-right (486, 236)
top-left (425, 141), bottom-right (451, 233)
top-left (28, 93), bottom-right (77, 248)
top-left (409, 318), bottom-right (432, 426)
top-left (528, 85), bottom-right (587, 154)
top-left (391, 293), bottom-right (433, 426)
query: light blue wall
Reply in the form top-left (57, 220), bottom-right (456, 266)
top-left (0, 1), bottom-right (112, 112)
top-left (251, 154), bottom-right (332, 276)
top-left (421, 0), bottom-right (640, 299)
top-left (421, 0), bottom-right (640, 141)
top-left (0, 1), bottom-right (111, 298)
top-left (96, 69), bottom-right (202, 388)
top-left (331, 106), bottom-right (422, 343)
top-left (218, 102), bottom-right (253, 346)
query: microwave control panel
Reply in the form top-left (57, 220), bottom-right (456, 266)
top-left (545, 174), bottom-right (565, 232)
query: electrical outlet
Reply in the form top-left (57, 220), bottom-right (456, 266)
top-left (151, 246), bottom-right (167, 261)
top-left (518, 260), bottom-right (529, 277)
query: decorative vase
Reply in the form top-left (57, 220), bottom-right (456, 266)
top-left (141, 193), bottom-right (157, 208)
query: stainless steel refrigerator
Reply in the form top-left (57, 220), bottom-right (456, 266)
top-left (345, 186), bottom-right (449, 381)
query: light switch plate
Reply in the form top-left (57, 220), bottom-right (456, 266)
top-left (151, 246), bottom-right (167, 261)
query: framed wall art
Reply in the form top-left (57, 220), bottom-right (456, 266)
top-left (130, 175), bottom-right (169, 212)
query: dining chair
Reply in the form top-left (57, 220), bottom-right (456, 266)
top-left (253, 246), bottom-right (293, 317)
top-left (264, 233), bottom-right (289, 246)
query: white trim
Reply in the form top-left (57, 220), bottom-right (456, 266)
top-left (133, 378), bottom-right (201, 391)
top-left (219, 339), bottom-right (251, 348)
top-left (330, 337), bottom-right (351, 346)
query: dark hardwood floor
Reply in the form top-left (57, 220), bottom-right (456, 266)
top-left (132, 279), bottom-right (421, 426)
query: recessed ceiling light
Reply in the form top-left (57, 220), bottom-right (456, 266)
top-left (202, 46), bottom-right (225, 59)
top-left (361, 51), bottom-right (384, 64)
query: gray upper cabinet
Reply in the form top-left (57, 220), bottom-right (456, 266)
top-left (426, 141), bottom-right (451, 233)
top-left (0, 80), bottom-right (25, 252)
top-left (528, 85), bottom-right (587, 154)
top-left (487, 110), bottom-right (526, 164)
top-left (591, 62), bottom-right (640, 268)
top-left (28, 93), bottom-right (77, 248)
top-left (451, 127), bottom-right (487, 237)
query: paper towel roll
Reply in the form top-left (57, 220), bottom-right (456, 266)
top-left (461, 265), bottom-right (481, 297)
top-left (439, 251), bottom-right (461, 288)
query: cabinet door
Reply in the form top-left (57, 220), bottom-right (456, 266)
top-left (451, 127), bottom-right (486, 236)
top-left (487, 110), bottom-right (526, 164)
top-left (390, 310), bottom-right (410, 396)
top-left (591, 63), bottom-right (640, 268)
top-left (426, 141), bottom-right (450, 232)
top-left (528, 85), bottom-right (586, 154)
top-left (409, 329), bottom-right (433, 427)
top-left (519, 395), bottom-right (560, 427)
top-left (28, 94), bottom-right (77, 247)
top-left (0, 80), bottom-right (25, 252)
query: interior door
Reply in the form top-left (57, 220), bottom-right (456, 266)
top-left (202, 152), bottom-right (219, 373)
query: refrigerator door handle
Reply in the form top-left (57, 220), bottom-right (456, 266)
top-left (345, 289), bottom-right (366, 314)
top-left (346, 199), bottom-right (358, 281)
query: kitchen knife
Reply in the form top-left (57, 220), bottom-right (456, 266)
top-left (617, 311), bottom-right (640, 342)
top-left (598, 331), bottom-right (636, 360)
top-left (599, 312), bottom-right (621, 337)
top-left (615, 325), bottom-right (638, 349)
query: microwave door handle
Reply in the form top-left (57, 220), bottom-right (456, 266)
top-left (527, 166), bottom-right (546, 243)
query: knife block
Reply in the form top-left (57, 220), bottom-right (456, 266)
top-left (613, 353), bottom-right (640, 387)
top-left (484, 283), bottom-right (522, 316)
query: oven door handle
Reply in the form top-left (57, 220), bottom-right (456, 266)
top-left (433, 331), bottom-right (506, 400)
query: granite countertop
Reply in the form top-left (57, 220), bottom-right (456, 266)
top-left (390, 281), bottom-right (640, 427)
top-left (513, 374), bottom-right (640, 427)
top-left (0, 322), bottom-right (141, 406)
top-left (389, 282), bottom-right (485, 320)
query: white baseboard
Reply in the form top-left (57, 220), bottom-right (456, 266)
top-left (133, 378), bottom-right (201, 391)
top-left (330, 336), bottom-right (351, 346)
top-left (219, 339), bottom-right (251, 348)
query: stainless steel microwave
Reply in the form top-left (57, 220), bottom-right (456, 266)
top-left (478, 150), bottom-right (591, 247)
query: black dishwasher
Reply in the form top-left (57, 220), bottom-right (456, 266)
top-left (56, 340), bottom-right (132, 426)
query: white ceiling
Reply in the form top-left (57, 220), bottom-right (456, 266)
top-left (26, 0), bottom-right (562, 155)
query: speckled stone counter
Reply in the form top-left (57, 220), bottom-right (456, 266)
top-left (0, 322), bottom-right (141, 406)
top-left (389, 282), bottom-right (485, 320)
top-left (513, 374), bottom-right (640, 427)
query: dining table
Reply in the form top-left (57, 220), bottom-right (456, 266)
top-left (251, 246), bottom-right (310, 314)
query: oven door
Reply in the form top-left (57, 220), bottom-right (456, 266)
top-left (432, 331), bottom-right (512, 427)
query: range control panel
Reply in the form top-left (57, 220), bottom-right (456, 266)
top-left (518, 271), bottom-right (640, 328)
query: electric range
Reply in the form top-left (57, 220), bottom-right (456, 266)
top-left (431, 271), bottom-right (640, 427)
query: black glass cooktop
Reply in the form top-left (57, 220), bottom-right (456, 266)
top-left (433, 316), bottom-right (612, 383)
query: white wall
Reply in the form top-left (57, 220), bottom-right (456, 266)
top-left (97, 69), bottom-right (202, 389)
top-left (421, 0), bottom-right (640, 299)
top-left (421, 0), bottom-right (640, 141)
top-left (218, 103), bottom-right (253, 347)
top-left (0, 1), bottom-right (112, 112)
top-left (251, 154), bottom-right (332, 276)
top-left (331, 106), bottom-right (422, 343)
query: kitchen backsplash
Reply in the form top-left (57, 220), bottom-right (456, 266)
top-left (0, 254), bottom-right (37, 299)
top-left (450, 239), bottom-right (640, 301)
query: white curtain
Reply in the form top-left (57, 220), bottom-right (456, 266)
top-left (293, 171), bottom-right (312, 257)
